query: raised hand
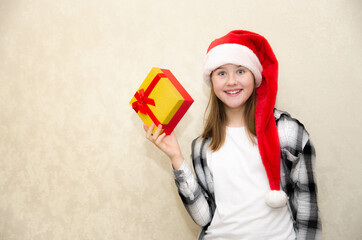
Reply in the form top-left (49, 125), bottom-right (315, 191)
top-left (144, 123), bottom-right (184, 170)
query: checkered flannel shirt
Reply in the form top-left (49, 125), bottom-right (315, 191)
top-left (173, 109), bottom-right (322, 240)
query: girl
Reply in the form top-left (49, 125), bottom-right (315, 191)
top-left (144, 30), bottom-right (321, 240)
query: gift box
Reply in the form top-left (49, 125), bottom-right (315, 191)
top-left (130, 67), bottom-right (193, 135)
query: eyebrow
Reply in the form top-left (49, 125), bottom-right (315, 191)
top-left (215, 65), bottom-right (244, 70)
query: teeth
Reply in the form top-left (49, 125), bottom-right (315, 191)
top-left (226, 90), bottom-right (241, 94)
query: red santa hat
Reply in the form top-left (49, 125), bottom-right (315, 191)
top-left (204, 30), bottom-right (287, 208)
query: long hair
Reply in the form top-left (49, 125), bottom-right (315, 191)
top-left (201, 83), bottom-right (257, 151)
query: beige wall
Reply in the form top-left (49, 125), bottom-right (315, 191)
top-left (0, 0), bottom-right (361, 239)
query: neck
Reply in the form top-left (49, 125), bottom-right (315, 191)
top-left (225, 106), bottom-right (245, 127)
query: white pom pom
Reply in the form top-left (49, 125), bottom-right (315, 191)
top-left (265, 190), bottom-right (288, 208)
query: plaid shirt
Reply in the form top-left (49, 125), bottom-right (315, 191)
top-left (173, 109), bottom-right (322, 240)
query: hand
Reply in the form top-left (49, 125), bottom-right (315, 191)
top-left (144, 123), bottom-right (184, 169)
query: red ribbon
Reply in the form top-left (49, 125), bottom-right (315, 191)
top-left (132, 73), bottom-right (167, 127)
top-left (132, 89), bottom-right (155, 115)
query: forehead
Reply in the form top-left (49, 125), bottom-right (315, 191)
top-left (214, 64), bottom-right (247, 70)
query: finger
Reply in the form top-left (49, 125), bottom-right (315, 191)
top-left (146, 123), bottom-right (155, 140)
top-left (143, 123), bottom-right (149, 132)
top-left (153, 124), bottom-right (163, 140)
top-left (155, 132), bottom-right (166, 146)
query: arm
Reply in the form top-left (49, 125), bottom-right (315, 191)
top-left (173, 160), bottom-right (212, 226)
top-left (294, 137), bottom-right (321, 240)
top-left (283, 122), bottom-right (321, 240)
top-left (143, 124), bottom-right (212, 227)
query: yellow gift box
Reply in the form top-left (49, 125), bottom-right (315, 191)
top-left (130, 67), bottom-right (193, 134)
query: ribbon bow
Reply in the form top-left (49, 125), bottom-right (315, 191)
top-left (132, 88), bottom-right (155, 115)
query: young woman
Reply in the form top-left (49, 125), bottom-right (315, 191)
top-left (144, 30), bottom-right (321, 240)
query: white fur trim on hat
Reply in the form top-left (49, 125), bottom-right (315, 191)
top-left (203, 43), bottom-right (263, 87)
top-left (265, 190), bottom-right (288, 208)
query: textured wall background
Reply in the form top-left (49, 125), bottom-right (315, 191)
top-left (0, 0), bottom-right (361, 239)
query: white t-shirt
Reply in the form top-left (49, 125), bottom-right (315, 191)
top-left (205, 127), bottom-right (295, 240)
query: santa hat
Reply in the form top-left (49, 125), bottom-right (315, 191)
top-left (204, 30), bottom-right (287, 208)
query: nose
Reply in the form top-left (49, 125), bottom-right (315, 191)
top-left (227, 73), bottom-right (237, 85)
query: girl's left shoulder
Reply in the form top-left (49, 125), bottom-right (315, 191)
top-left (274, 108), bottom-right (311, 152)
top-left (274, 108), bottom-right (306, 129)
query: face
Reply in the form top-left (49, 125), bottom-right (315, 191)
top-left (211, 64), bottom-right (255, 113)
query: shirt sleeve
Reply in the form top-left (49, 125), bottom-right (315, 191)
top-left (288, 128), bottom-right (322, 240)
top-left (173, 160), bottom-right (212, 227)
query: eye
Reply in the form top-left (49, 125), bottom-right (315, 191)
top-left (237, 69), bottom-right (245, 74)
top-left (217, 71), bottom-right (226, 76)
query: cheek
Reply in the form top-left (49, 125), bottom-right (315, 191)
top-left (211, 78), bottom-right (221, 90)
top-left (212, 82), bottom-right (223, 94)
top-left (212, 84), bottom-right (224, 100)
top-left (241, 75), bottom-right (255, 89)
top-left (212, 85), bottom-right (219, 96)
top-left (211, 77), bottom-right (217, 87)
top-left (245, 81), bottom-right (254, 90)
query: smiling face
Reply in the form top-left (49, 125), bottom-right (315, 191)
top-left (211, 64), bottom-right (255, 115)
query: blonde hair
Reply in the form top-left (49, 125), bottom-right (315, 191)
top-left (201, 82), bottom-right (257, 151)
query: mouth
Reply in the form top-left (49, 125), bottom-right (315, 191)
top-left (225, 89), bottom-right (241, 95)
